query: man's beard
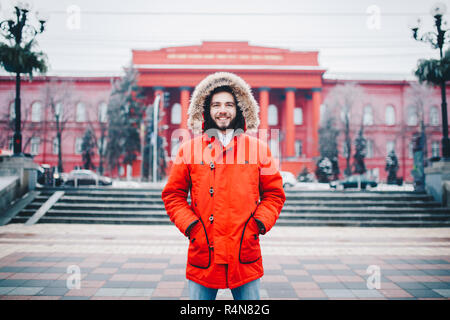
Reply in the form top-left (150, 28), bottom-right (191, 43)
top-left (212, 116), bottom-right (237, 131)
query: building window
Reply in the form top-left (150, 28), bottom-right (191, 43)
top-left (98, 102), bottom-right (107, 123)
top-left (52, 137), bottom-right (59, 155)
top-left (407, 106), bottom-right (418, 126)
top-left (366, 139), bottom-right (373, 158)
top-left (76, 102), bottom-right (86, 122)
top-left (408, 141), bottom-right (414, 159)
top-left (55, 102), bottom-right (64, 121)
top-left (9, 102), bottom-right (15, 121)
top-left (363, 104), bottom-right (373, 125)
top-left (294, 108), bottom-right (303, 125)
top-left (320, 104), bottom-right (327, 120)
top-left (385, 105), bottom-right (395, 125)
top-left (30, 137), bottom-right (40, 155)
top-left (386, 141), bottom-right (395, 155)
top-left (342, 142), bottom-right (349, 158)
top-left (269, 138), bottom-right (279, 158)
top-left (171, 138), bottom-right (181, 157)
top-left (430, 105), bottom-right (439, 126)
top-left (97, 138), bottom-right (107, 155)
top-left (75, 137), bottom-right (83, 154)
top-left (432, 141), bottom-right (440, 157)
top-left (31, 101), bottom-right (42, 122)
top-left (171, 103), bottom-right (181, 124)
top-left (268, 104), bottom-right (278, 126)
top-left (294, 140), bottom-right (302, 157)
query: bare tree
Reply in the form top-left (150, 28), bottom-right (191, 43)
top-left (323, 83), bottom-right (366, 176)
top-left (40, 79), bottom-right (76, 172)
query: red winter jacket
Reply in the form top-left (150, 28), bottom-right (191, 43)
top-left (162, 132), bottom-right (285, 289)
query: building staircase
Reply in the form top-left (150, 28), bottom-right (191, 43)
top-left (5, 186), bottom-right (450, 227)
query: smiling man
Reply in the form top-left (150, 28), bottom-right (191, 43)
top-left (162, 72), bottom-right (286, 300)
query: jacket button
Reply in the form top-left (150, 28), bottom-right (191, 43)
top-left (209, 187), bottom-right (214, 196)
top-left (209, 215), bottom-right (214, 223)
top-left (208, 144), bottom-right (212, 149)
top-left (210, 162), bottom-right (215, 169)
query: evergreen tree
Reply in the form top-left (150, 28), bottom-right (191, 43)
top-left (105, 66), bottom-right (146, 176)
top-left (353, 125), bottom-right (367, 175)
top-left (81, 127), bottom-right (97, 170)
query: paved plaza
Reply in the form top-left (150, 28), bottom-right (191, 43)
top-left (0, 223), bottom-right (449, 300)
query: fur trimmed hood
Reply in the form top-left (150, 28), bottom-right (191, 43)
top-left (187, 72), bottom-right (260, 134)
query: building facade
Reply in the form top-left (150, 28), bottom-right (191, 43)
top-left (0, 41), bottom-right (448, 182)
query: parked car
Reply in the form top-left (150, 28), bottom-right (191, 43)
top-left (330, 175), bottom-right (378, 190)
top-left (64, 169), bottom-right (112, 187)
top-left (280, 171), bottom-right (297, 188)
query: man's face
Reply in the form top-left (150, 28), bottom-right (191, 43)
top-left (209, 91), bottom-right (237, 132)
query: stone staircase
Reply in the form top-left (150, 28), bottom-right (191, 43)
top-left (6, 186), bottom-right (450, 227)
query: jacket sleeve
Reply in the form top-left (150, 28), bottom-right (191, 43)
top-left (161, 144), bottom-right (199, 237)
top-left (253, 142), bottom-right (286, 234)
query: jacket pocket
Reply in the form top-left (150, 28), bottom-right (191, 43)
top-left (239, 213), bottom-right (262, 264)
top-left (188, 218), bottom-right (212, 269)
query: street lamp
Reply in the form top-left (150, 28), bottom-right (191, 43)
top-left (0, 1), bottom-right (48, 156)
top-left (410, 2), bottom-right (450, 161)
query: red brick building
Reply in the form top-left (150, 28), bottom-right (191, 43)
top-left (0, 41), bottom-right (448, 182)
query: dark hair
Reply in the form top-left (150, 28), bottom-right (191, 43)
top-left (203, 85), bottom-right (245, 132)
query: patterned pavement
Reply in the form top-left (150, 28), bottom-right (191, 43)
top-left (0, 223), bottom-right (449, 300)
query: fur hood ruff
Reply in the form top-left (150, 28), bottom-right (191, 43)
top-left (187, 72), bottom-right (260, 134)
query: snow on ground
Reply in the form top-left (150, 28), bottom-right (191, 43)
top-left (287, 182), bottom-right (414, 191)
top-left (111, 179), bottom-right (414, 192)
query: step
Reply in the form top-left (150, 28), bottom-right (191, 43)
top-left (275, 220), bottom-right (450, 227)
top-left (277, 212), bottom-right (450, 221)
top-left (282, 201), bottom-right (442, 208)
top-left (34, 216), bottom-right (171, 225)
top-left (281, 207), bottom-right (450, 213)
top-left (44, 210), bottom-right (169, 219)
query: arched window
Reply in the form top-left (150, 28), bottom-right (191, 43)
top-left (320, 104), bottom-right (327, 119)
top-left (387, 141), bottom-right (395, 154)
top-left (171, 103), bottom-right (181, 124)
top-left (76, 102), bottom-right (86, 122)
top-left (53, 137), bottom-right (59, 155)
top-left (366, 139), bottom-right (374, 158)
top-left (268, 104), bottom-right (278, 126)
top-left (30, 137), bottom-right (40, 155)
top-left (294, 107), bottom-right (303, 125)
top-left (55, 102), bottom-right (64, 121)
top-left (98, 102), bottom-right (107, 123)
top-left (407, 105), bottom-right (418, 126)
top-left (430, 105), bottom-right (439, 126)
top-left (9, 102), bottom-right (15, 120)
top-left (31, 101), bottom-right (42, 122)
top-left (385, 105), bottom-right (395, 125)
top-left (363, 104), bottom-right (373, 125)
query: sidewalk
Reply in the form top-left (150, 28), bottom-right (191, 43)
top-left (0, 223), bottom-right (449, 300)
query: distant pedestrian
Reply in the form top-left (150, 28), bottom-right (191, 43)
top-left (162, 72), bottom-right (285, 300)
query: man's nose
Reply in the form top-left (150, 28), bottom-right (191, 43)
top-left (217, 105), bottom-right (228, 112)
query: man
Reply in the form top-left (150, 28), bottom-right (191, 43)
top-left (162, 72), bottom-right (285, 300)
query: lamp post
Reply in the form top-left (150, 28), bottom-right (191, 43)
top-left (410, 2), bottom-right (450, 161)
top-left (0, 2), bottom-right (48, 156)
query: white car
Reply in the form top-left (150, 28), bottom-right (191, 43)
top-left (280, 171), bottom-right (297, 188)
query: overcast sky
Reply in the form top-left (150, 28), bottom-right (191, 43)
top-left (0, 0), bottom-right (448, 79)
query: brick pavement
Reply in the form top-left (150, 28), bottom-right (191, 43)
top-left (0, 223), bottom-right (449, 300)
